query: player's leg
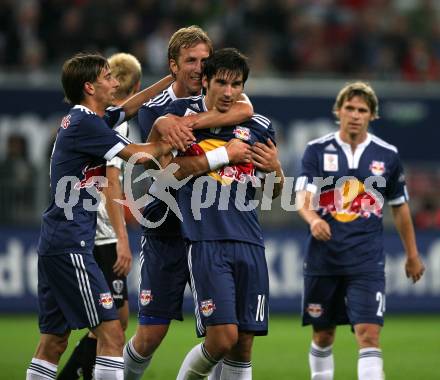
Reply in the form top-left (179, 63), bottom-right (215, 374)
top-left (124, 235), bottom-right (188, 379)
top-left (303, 275), bottom-right (347, 380)
top-left (347, 272), bottom-right (385, 380)
top-left (220, 332), bottom-right (254, 379)
top-left (177, 241), bottom-right (239, 379)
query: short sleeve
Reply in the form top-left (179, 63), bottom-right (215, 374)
top-left (295, 144), bottom-right (320, 193)
top-left (103, 106), bottom-right (126, 128)
top-left (138, 105), bottom-right (160, 143)
top-left (386, 153), bottom-right (409, 206)
top-left (76, 115), bottom-right (131, 160)
top-left (106, 122), bottom-right (128, 169)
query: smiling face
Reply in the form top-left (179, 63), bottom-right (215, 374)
top-left (91, 65), bottom-right (120, 108)
top-left (336, 95), bottom-right (373, 141)
top-left (203, 70), bottom-right (244, 113)
top-left (170, 42), bottom-right (210, 97)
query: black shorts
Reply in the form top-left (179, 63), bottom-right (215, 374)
top-left (93, 243), bottom-right (128, 309)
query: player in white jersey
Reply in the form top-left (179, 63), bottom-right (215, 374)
top-left (57, 53), bottom-right (140, 380)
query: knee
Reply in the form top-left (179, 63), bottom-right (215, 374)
top-left (355, 325), bottom-right (380, 348)
top-left (205, 325), bottom-right (238, 359)
top-left (313, 328), bottom-right (335, 348)
top-left (101, 326), bottom-right (125, 351)
top-left (37, 334), bottom-right (69, 362)
top-left (134, 325), bottom-right (169, 357)
top-left (120, 318), bottom-right (128, 332)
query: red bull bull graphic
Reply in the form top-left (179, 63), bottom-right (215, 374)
top-left (99, 292), bottom-right (114, 309)
top-left (200, 299), bottom-right (216, 317)
top-left (139, 289), bottom-right (153, 306)
top-left (74, 164), bottom-right (106, 191)
top-left (319, 178), bottom-right (382, 222)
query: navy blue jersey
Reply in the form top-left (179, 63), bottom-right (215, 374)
top-left (295, 131), bottom-right (408, 275)
top-left (138, 86), bottom-right (182, 236)
top-left (37, 105), bottom-right (130, 256)
top-left (166, 96), bottom-right (275, 247)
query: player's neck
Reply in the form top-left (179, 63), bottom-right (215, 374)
top-left (172, 81), bottom-right (197, 98)
top-left (80, 99), bottom-right (106, 117)
top-left (339, 130), bottom-right (368, 152)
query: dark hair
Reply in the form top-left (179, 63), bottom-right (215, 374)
top-left (203, 48), bottom-right (249, 84)
top-left (61, 53), bottom-right (108, 105)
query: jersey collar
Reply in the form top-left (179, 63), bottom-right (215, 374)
top-left (73, 105), bottom-right (96, 115)
top-left (335, 131), bottom-right (372, 169)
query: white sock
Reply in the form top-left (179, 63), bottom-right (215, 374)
top-left (220, 358), bottom-right (252, 379)
top-left (208, 360), bottom-right (223, 379)
top-left (176, 343), bottom-right (219, 380)
top-left (94, 356), bottom-right (124, 380)
top-left (26, 358), bottom-right (57, 379)
top-left (309, 341), bottom-right (334, 380)
top-left (123, 337), bottom-right (152, 380)
top-left (358, 348), bottom-right (384, 380)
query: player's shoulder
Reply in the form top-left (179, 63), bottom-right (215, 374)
top-left (168, 94), bottom-right (204, 114)
top-left (307, 132), bottom-right (336, 147)
top-left (369, 133), bottom-right (399, 154)
top-left (67, 105), bottom-right (102, 128)
top-left (249, 113), bottom-right (271, 129)
top-left (143, 87), bottom-right (174, 110)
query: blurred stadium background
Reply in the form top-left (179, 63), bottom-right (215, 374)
top-left (1, 0), bottom-right (439, 378)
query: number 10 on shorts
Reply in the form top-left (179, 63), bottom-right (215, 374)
top-left (256, 294), bottom-right (266, 322)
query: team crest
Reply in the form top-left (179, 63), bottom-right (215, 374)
top-left (233, 126), bottom-right (251, 141)
top-left (200, 299), bottom-right (216, 317)
top-left (323, 153), bottom-right (338, 171)
top-left (369, 161), bottom-right (385, 176)
top-left (99, 293), bottom-right (114, 309)
top-left (112, 280), bottom-right (124, 294)
top-left (307, 303), bottom-right (323, 318)
top-left (184, 108), bottom-right (198, 116)
top-left (61, 114), bottom-right (71, 129)
top-left (140, 289), bottom-right (153, 306)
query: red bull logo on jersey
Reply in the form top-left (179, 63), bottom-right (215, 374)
top-left (307, 303), bottom-right (323, 318)
top-left (99, 292), bottom-right (114, 309)
top-left (233, 126), bottom-right (251, 141)
top-left (61, 114), bottom-right (71, 129)
top-left (200, 299), bottom-right (216, 317)
top-left (74, 164), bottom-right (106, 191)
top-left (218, 163), bottom-right (256, 185)
top-left (319, 178), bottom-right (382, 223)
top-left (369, 160), bottom-right (385, 176)
top-left (140, 289), bottom-right (153, 306)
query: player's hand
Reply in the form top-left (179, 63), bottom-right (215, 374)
top-left (157, 115), bottom-right (195, 152)
top-left (251, 139), bottom-right (281, 173)
top-left (225, 139), bottom-right (252, 164)
top-left (405, 255), bottom-right (425, 283)
top-left (113, 236), bottom-right (132, 277)
top-left (310, 218), bottom-right (331, 241)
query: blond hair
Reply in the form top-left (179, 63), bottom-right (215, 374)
top-left (107, 53), bottom-right (142, 100)
top-left (333, 81), bottom-right (379, 120)
top-left (168, 25), bottom-right (213, 64)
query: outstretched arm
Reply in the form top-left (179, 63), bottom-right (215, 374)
top-left (391, 203), bottom-right (425, 283)
top-left (121, 75), bottom-right (174, 120)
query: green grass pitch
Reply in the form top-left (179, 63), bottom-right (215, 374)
top-left (2, 314), bottom-right (438, 379)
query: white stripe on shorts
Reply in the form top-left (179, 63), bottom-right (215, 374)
top-left (187, 244), bottom-right (205, 336)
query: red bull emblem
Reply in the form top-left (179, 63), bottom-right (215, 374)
top-left (99, 292), bottom-right (113, 309)
top-left (319, 179), bottom-right (382, 222)
top-left (307, 303), bottom-right (323, 318)
top-left (74, 164), bottom-right (106, 190)
top-left (200, 299), bottom-right (216, 317)
top-left (233, 126), bottom-right (251, 141)
top-left (369, 160), bottom-right (385, 176)
top-left (219, 163), bottom-right (256, 185)
top-left (61, 114), bottom-right (71, 129)
top-left (140, 289), bottom-right (153, 306)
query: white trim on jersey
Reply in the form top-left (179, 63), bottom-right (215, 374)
top-left (307, 132), bottom-right (334, 146)
top-left (187, 244), bottom-right (205, 336)
top-left (371, 135), bottom-right (398, 153)
top-left (104, 142), bottom-right (126, 161)
top-left (73, 105), bottom-right (96, 115)
top-left (147, 93), bottom-right (172, 108)
top-left (70, 253), bottom-right (99, 327)
top-left (335, 132), bottom-right (372, 169)
top-left (388, 195), bottom-right (406, 206)
top-left (252, 114), bottom-right (270, 129)
top-left (106, 106), bottom-right (126, 127)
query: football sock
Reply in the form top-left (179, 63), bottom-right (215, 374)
top-left (94, 356), bottom-right (124, 380)
top-left (123, 337), bottom-right (152, 380)
top-left (57, 333), bottom-right (97, 380)
top-left (26, 358), bottom-right (57, 379)
top-left (176, 343), bottom-right (219, 379)
top-left (208, 360), bottom-right (223, 379)
top-left (358, 348), bottom-right (384, 380)
top-left (220, 358), bottom-right (252, 379)
top-left (309, 341), bottom-right (334, 380)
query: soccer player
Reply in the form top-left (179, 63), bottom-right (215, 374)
top-left (158, 48), bottom-right (283, 379)
top-left (57, 53), bottom-right (141, 380)
top-left (123, 26), bottom-right (255, 380)
top-left (26, 53), bottom-right (191, 380)
top-left (295, 82), bottom-right (425, 380)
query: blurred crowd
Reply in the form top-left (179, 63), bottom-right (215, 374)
top-left (1, 0), bottom-right (440, 81)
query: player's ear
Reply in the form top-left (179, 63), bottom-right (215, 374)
top-left (84, 81), bottom-right (95, 96)
top-left (169, 59), bottom-right (178, 77)
top-left (202, 75), bottom-right (208, 90)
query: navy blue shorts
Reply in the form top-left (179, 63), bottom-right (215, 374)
top-left (93, 243), bottom-right (128, 309)
top-left (138, 234), bottom-right (188, 322)
top-left (38, 253), bottom-right (119, 334)
top-left (188, 240), bottom-right (269, 338)
top-left (302, 272), bottom-right (386, 328)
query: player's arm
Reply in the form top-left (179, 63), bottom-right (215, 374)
top-left (251, 138), bottom-right (284, 199)
top-left (171, 138), bottom-right (252, 180)
top-left (117, 141), bottom-right (176, 165)
top-left (102, 166), bottom-right (132, 276)
top-left (186, 93), bottom-right (254, 130)
top-left (391, 203), bottom-right (425, 283)
top-left (149, 114), bottom-right (195, 151)
top-left (297, 190), bottom-right (331, 241)
top-left (120, 75), bottom-right (174, 120)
